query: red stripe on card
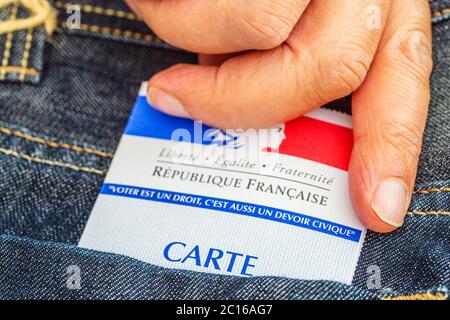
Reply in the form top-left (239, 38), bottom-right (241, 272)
top-left (266, 116), bottom-right (353, 171)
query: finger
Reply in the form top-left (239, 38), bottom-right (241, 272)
top-left (349, 0), bottom-right (432, 232)
top-left (148, 48), bottom-right (304, 128)
top-left (198, 53), bottom-right (239, 66)
top-left (147, 0), bottom-right (390, 129)
top-left (126, 0), bottom-right (309, 54)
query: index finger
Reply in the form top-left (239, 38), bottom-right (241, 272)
top-left (125, 0), bottom-right (310, 54)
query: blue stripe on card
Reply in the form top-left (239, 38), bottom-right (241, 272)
top-left (124, 96), bottom-right (216, 143)
top-left (100, 183), bottom-right (362, 243)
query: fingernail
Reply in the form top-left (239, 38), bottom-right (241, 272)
top-left (147, 87), bottom-right (190, 119)
top-left (371, 178), bottom-right (409, 228)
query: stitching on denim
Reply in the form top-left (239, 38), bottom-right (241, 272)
top-left (19, 27), bottom-right (33, 81)
top-left (413, 187), bottom-right (450, 194)
top-left (0, 127), bottom-right (114, 158)
top-left (0, 0), bottom-right (56, 35)
top-left (0, 2), bottom-right (18, 80)
top-left (407, 210), bottom-right (450, 216)
top-left (54, 1), bottom-right (138, 21)
top-left (382, 292), bottom-right (447, 300)
top-left (433, 8), bottom-right (450, 18)
top-left (0, 147), bottom-right (106, 175)
top-left (59, 22), bottom-right (162, 43)
top-left (0, 65), bottom-right (37, 76)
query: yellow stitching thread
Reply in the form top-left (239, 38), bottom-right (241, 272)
top-left (0, 2), bottom-right (18, 80)
top-left (0, 0), bottom-right (56, 35)
top-left (382, 292), bottom-right (448, 300)
top-left (433, 8), bottom-right (450, 18)
top-left (413, 187), bottom-right (450, 194)
top-left (0, 146), bottom-right (106, 175)
top-left (0, 65), bottom-right (37, 76)
top-left (407, 210), bottom-right (450, 216)
top-left (19, 27), bottom-right (33, 81)
top-left (60, 22), bottom-right (162, 43)
top-left (0, 127), bottom-right (114, 158)
top-left (54, 1), bottom-right (138, 21)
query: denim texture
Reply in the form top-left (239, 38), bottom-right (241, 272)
top-left (0, 0), bottom-right (448, 299)
top-left (0, 3), bottom-right (47, 83)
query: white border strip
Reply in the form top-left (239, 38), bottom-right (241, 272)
top-left (139, 81), bottom-right (148, 96)
top-left (305, 108), bottom-right (353, 129)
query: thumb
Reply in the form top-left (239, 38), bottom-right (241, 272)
top-left (146, 48), bottom-right (318, 129)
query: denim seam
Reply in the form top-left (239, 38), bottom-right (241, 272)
top-left (0, 146), bottom-right (106, 175)
top-left (0, 65), bottom-right (38, 76)
top-left (54, 1), bottom-right (138, 21)
top-left (0, 126), bottom-right (114, 158)
top-left (18, 27), bottom-right (33, 81)
top-left (0, 2), bottom-right (18, 80)
top-left (433, 7), bottom-right (450, 18)
top-left (407, 210), bottom-right (450, 216)
top-left (381, 291), bottom-right (448, 300)
top-left (59, 21), bottom-right (162, 43)
top-left (414, 187), bottom-right (450, 194)
top-left (0, 0), bottom-right (55, 83)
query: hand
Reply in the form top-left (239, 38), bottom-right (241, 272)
top-left (126, 0), bottom-right (433, 232)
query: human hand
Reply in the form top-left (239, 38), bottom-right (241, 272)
top-left (126, 0), bottom-right (433, 233)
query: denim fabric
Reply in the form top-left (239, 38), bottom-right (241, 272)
top-left (0, 0), bottom-right (448, 300)
top-left (0, 3), bottom-right (47, 83)
top-left (0, 235), bottom-right (382, 300)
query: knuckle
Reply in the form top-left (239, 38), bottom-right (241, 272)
top-left (240, 5), bottom-right (297, 49)
top-left (383, 26), bottom-right (433, 78)
top-left (317, 45), bottom-right (372, 99)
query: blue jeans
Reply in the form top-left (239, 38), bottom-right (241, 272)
top-left (0, 0), bottom-right (448, 299)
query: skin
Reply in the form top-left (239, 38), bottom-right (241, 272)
top-left (126, 0), bottom-right (433, 233)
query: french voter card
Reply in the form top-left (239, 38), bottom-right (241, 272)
top-left (79, 82), bottom-right (366, 284)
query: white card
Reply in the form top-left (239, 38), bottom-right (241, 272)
top-left (79, 83), bottom-right (366, 284)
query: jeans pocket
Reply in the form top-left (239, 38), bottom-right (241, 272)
top-left (0, 234), bottom-right (381, 300)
